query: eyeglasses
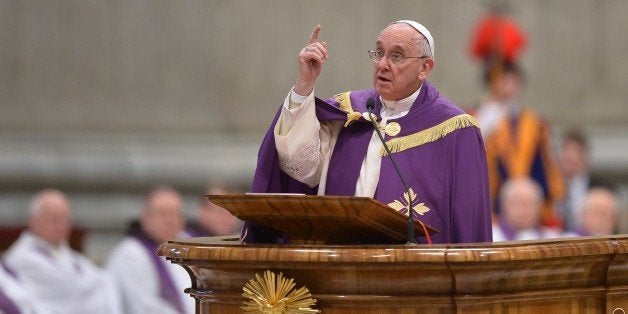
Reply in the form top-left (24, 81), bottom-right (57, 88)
top-left (367, 49), bottom-right (429, 65)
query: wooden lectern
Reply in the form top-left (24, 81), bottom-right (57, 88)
top-left (206, 194), bottom-right (437, 244)
top-left (157, 195), bottom-right (628, 313)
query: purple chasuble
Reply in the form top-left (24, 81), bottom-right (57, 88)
top-left (244, 81), bottom-right (492, 244)
top-left (132, 232), bottom-right (185, 314)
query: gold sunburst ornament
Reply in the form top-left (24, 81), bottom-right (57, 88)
top-left (242, 270), bottom-right (320, 313)
top-left (387, 187), bottom-right (430, 217)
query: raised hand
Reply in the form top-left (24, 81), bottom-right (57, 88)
top-left (294, 25), bottom-right (329, 96)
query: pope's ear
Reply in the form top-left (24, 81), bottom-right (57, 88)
top-left (423, 58), bottom-right (435, 72)
top-left (419, 58), bottom-right (435, 80)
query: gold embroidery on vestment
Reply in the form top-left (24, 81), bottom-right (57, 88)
top-left (333, 92), bottom-right (361, 127)
top-left (384, 122), bottom-right (401, 136)
top-left (387, 187), bottom-right (430, 217)
top-left (381, 114), bottom-right (479, 156)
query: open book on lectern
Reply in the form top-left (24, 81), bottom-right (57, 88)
top-left (205, 193), bottom-right (438, 245)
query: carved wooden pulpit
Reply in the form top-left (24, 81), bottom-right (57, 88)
top-left (158, 195), bottom-right (628, 313)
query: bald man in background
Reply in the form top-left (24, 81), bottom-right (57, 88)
top-left (105, 186), bottom-right (194, 314)
top-left (571, 187), bottom-right (619, 237)
top-left (187, 184), bottom-right (243, 237)
top-left (492, 177), bottom-right (561, 241)
top-left (2, 189), bottom-right (121, 314)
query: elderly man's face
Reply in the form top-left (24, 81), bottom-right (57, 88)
top-left (503, 183), bottom-right (541, 231)
top-left (30, 194), bottom-right (71, 247)
top-left (142, 190), bottom-right (184, 244)
top-left (372, 24), bottom-right (431, 101)
top-left (581, 189), bottom-right (617, 236)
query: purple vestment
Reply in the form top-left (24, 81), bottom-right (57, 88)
top-left (0, 288), bottom-right (20, 314)
top-left (244, 81), bottom-right (492, 244)
top-left (128, 224), bottom-right (185, 314)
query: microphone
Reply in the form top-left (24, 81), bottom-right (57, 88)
top-left (366, 98), bottom-right (419, 245)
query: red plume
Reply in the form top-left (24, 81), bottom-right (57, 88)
top-left (469, 13), bottom-right (527, 62)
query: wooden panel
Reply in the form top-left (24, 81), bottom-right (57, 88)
top-left (607, 238), bottom-right (628, 313)
top-left (445, 238), bottom-right (616, 295)
top-left (455, 288), bottom-right (606, 314)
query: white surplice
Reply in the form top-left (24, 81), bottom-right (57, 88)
top-left (0, 262), bottom-right (51, 314)
top-left (491, 224), bottom-right (561, 242)
top-left (2, 232), bottom-right (122, 314)
top-left (105, 236), bottom-right (194, 314)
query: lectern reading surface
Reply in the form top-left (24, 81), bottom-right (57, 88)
top-left (205, 194), bottom-right (437, 244)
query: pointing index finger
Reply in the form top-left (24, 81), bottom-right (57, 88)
top-left (308, 25), bottom-right (322, 44)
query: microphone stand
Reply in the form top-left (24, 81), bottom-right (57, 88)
top-left (367, 101), bottom-right (416, 245)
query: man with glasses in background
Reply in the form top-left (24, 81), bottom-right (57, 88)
top-left (243, 20), bottom-right (491, 244)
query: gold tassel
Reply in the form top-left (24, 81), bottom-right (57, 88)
top-left (344, 112), bottom-right (362, 127)
top-left (334, 92), bottom-right (362, 127)
top-left (381, 114), bottom-right (479, 156)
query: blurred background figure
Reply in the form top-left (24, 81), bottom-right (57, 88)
top-left (468, 0), bottom-right (526, 130)
top-left (188, 184), bottom-right (243, 237)
top-left (565, 187), bottom-right (619, 237)
top-left (557, 129), bottom-right (596, 232)
top-left (2, 189), bottom-right (121, 314)
top-left (105, 186), bottom-right (194, 314)
top-left (473, 61), bottom-right (565, 227)
top-left (468, 2), bottom-right (565, 227)
top-left (492, 177), bottom-right (561, 242)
